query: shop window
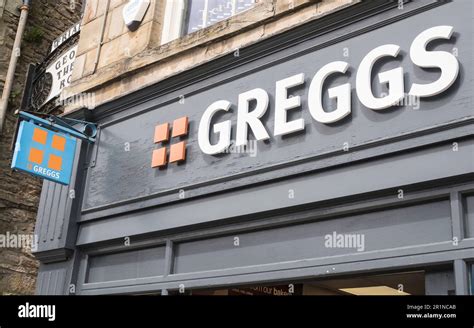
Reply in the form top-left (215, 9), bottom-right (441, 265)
top-left (179, 270), bottom-right (426, 296)
top-left (185, 0), bottom-right (255, 34)
top-left (161, 0), bottom-right (256, 44)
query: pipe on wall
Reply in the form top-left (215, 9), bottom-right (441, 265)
top-left (0, 0), bottom-right (31, 134)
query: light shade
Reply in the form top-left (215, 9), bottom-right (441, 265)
top-left (339, 286), bottom-right (410, 295)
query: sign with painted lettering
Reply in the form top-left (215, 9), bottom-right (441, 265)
top-left (151, 26), bottom-right (459, 162)
top-left (11, 120), bottom-right (76, 185)
top-left (50, 22), bottom-right (80, 53)
top-left (228, 284), bottom-right (303, 296)
top-left (44, 45), bottom-right (77, 105)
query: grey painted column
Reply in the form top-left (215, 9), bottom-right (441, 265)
top-left (425, 269), bottom-right (455, 295)
top-left (454, 259), bottom-right (469, 295)
top-left (161, 240), bottom-right (173, 296)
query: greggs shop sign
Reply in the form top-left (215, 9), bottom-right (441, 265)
top-left (12, 121), bottom-right (76, 185)
top-left (195, 26), bottom-right (458, 155)
top-left (83, 9), bottom-right (471, 212)
top-left (152, 26), bottom-right (458, 165)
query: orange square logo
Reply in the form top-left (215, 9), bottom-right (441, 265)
top-left (48, 154), bottom-right (62, 171)
top-left (172, 116), bottom-right (189, 138)
top-left (28, 148), bottom-right (44, 165)
top-left (32, 128), bottom-right (47, 145)
top-left (152, 117), bottom-right (189, 170)
top-left (169, 141), bottom-right (186, 163)
top-left (51, 135), bottom-right (66, 151)
top-left (151, 148), bottom-right (167, 168)
top-left (154, 123), bottom-right (170, 143)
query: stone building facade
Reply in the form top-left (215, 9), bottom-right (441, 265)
top-left (4, 0), bottom-right (471, 295)
top-left (0, 0), bottom-right (82, 295)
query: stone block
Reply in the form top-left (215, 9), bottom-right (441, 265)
top-left (76, 17), bottom-right (102, 56)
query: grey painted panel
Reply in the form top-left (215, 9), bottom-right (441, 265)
top-left (424, 269), bottom-right (455, 295)
top-left (86, 246), bottom-right (166, 283)
top-left (454, 259), bottom-right (469, 295)
top-left (36, 181), bottom-right (68, 245)
top-left (464, 194), bottom-right (474, 238)
top-left (79, 239), bottom-right (474, 291)
top-left (82, 0), bottom-right (474, 212)
top-left (77, 140), bottom-right (474, 245)
top-left (172, 200), bottom-right (451, 274)
top-left (79, 247), bottom-right (474, 295)
top-left (81, 121), bottom-right (474, 221)
top-left (40, 182), bottom-right (53, 243)
top-left (450, 191), bottom-right (464, 241)
top-left (33, 140), bottom-right (85, 257)
top-left (36, 263), bottom-right (69, 295)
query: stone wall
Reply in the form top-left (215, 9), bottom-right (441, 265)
top-left (0, 0), bottom-right (82, 295)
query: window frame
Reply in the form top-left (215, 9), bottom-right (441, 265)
top-left (161, 0), bottom-right (256, 45)
top-left (161, 0), bottom-right (188, 44)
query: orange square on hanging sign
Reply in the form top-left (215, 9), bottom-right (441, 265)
top-left (28, 148), bottom-right (44, 164)
top-left (151, 148), bottom-right (167, 168)
top-left (48, 154), bottom-right (62, 171)
top-left (169, 141), bottom-right (186, 163)
top-left (32, 128), bottom-right (47, 145)
top-left (171, 116), bottom-right (189, 138)
top-left (51, 135), bottom-right (66, 151)
top-left (154, 123), bottom-right (170, 143)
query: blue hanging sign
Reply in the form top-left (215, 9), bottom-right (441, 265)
top-left (11, 120), bottom-right (77, 185)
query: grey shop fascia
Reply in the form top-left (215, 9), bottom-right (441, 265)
top-left (198, 25), bottom-right (458, 155)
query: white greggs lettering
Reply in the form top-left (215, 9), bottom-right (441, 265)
top-left (198, 26), bottom-right (459, 155)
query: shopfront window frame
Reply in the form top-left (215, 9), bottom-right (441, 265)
top-left (161, 0), bottom-right (256, 44)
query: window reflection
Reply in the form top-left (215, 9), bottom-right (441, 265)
top-left (185, 0), bottom-right (255, 34)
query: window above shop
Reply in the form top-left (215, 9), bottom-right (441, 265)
top-left (161, 0), bottom-right (256, 44)
top-left (185, 0), bottom-right (255, 34)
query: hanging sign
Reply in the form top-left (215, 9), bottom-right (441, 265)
top-left (50, 22), bottom-right (80, 53)
top-left (11, 120), bottom-right (77, 185)
top-left (43, 45), bottom-right (77, 105)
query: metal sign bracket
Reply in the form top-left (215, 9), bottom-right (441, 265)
top-left (16, 111), bottom-right (97, 143)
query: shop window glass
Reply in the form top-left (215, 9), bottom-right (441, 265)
top-left (184, 0), bottom-right (255, 34)
top-left (189, 270), bottom-right (426, 296)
